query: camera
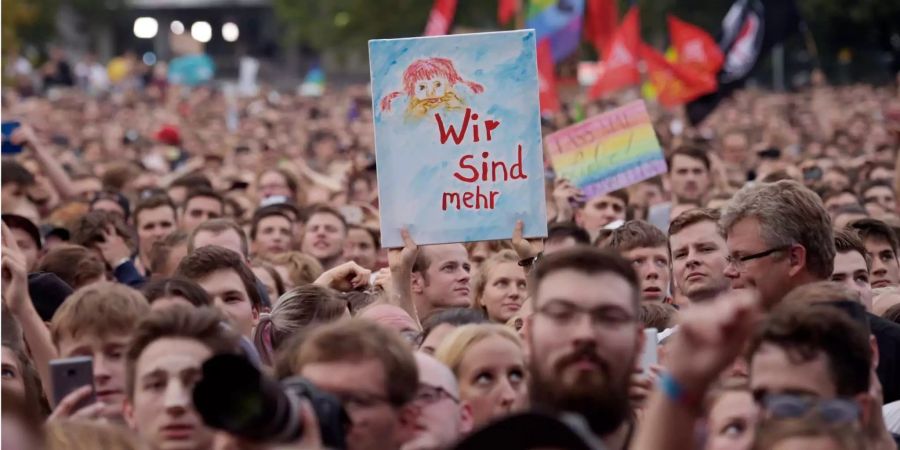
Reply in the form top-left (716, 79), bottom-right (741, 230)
top-left (194, 353), bottom-right (349, 448)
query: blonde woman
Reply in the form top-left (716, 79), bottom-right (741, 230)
top-left (434, 323), bottom-right (528, 429)
top-left (471, 250), bottom-right (528, 324)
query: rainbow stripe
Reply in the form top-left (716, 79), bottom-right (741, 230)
top-left (526, 0), bottom-right (584, 63)
top-left (546, 100), bottom-right (667, 198)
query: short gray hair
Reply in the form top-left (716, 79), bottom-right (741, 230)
top-left (720, 180), bottom-right (835, 279)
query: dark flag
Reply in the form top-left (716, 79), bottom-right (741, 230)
top-left (686, 0), bottom-right (801, 125)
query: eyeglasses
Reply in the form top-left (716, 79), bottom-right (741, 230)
top-left (415, 383), bottom-right (459, 405)
top-left (334, 391), bottom-right (391, 412)
top-left (761, 394), bottom-right (860, 425)
top-left (725, 245), bottom-right (792, 272)
top-left (535, 301), bottom-right (636, 329)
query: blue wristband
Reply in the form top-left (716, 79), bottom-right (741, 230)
top-left (658, 372), bottom-right (685, 403)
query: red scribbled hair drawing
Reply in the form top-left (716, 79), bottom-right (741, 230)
top-left (379, 57), bottom-right (484, 112)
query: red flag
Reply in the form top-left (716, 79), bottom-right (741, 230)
top-left (589, 7), bottom-right (640, 99)
top-left (584, 0), bottom-right (619, 59)
top-left (424, 0), bottom-right (458, 36)
top-left (537, 40), bottom-right (561, 114)
top-left (667, 15), bottom-right (724, 75)
top-left (498, 0), bottom-right (520, 25)
top-left (641, 43), bottom-right (716, 107)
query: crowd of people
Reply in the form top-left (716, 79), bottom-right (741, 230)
top-left (2, 52), bottom-right (900, 450)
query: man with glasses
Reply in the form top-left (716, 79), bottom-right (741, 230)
top-left (720, 180), bottom-right (836, 309)
top-left (292, 319), bottom-right (420, 450)
top-left (403, 352), bottom-right (473, 450)
top-left (747, 304), bottom-right (898, 449)
top-left (463, 247), bottom-right (643, 450)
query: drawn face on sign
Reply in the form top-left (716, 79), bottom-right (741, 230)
top-left (415, 76), bottom-right (449, 101)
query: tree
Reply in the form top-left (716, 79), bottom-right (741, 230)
top-left (273, 0), bottom-right (499, 57)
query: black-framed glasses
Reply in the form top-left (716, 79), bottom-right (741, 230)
top-left (415, 383), bottom-right (460, 405)
top-left (761, 394), bottom-right (860, 425)
top-left (334, 391), bottom-right (392, 412)
top-left (535, 301), bottom-right (636, 329)
top-left (725, 245), bottom-right (792, 272)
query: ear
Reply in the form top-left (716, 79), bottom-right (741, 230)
top-left (574, 209), bottom-right (584, 228)
top-left (854, 392), bottom-right (874, 427)
top-left (252, 306), bottom-right (260, 324)
top-left (786, 244), bottom-right (807, 277)
top-left (869, 335), bottom-right (880, 370)
top-left (410, 272), bottom-right (425, 294)
top-left (123, 398), bottom-right (137, 430)
top-left (459, 401), bottom-right (475, 434)
top-left (396, 402), bottom-right (421, 444)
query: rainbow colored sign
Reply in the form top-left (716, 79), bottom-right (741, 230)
top-left (545, 100), bottom-right (666, 199)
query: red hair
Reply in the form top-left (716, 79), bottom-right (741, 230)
top-left (380, 57), bottom-right (484, 111)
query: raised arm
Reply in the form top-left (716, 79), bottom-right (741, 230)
top-left (13, 124), bottom-right (78, 200)
top-left (2, 222), bottom-right (58, 400)
top-left (387, 228), bottom-right (420, 326)
top-left (631, 290), bottom-right (760, 450)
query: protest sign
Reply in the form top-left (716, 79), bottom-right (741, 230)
top-left (545, 100), bottom-right (667, 199)
top-left (370, 30), bottom-right (547, 248)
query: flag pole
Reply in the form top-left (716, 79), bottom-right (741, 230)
top-left (516, 0), bottom-right (526, 30)
top-left (799, 21), bottom-right (821, 69)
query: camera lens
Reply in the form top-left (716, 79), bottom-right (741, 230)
top-left (194, 354), bottom-right (300, 442)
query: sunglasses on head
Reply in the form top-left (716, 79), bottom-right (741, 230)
top-left (761, 394), bottom-right (860, 425)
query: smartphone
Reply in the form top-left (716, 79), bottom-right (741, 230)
top-left (2, 121), bottom-right (23, 155)
top-left (803, 166), bottom-right (823, 181)
top-left (50, 356), bottom-right (95, 409)
top-left (640, 328), bottom-right (659, 373)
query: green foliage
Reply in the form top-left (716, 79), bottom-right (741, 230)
top-left (273, 0), bottom-right (499, 54)
top-left (3, 0), bottom-right (125, 53)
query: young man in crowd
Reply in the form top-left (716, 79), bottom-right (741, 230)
top-left (667, 146), bottom-right (712, 204)
top-left (782, 281), bottom-right (900, 404)
top-left (849, 218), bottom-right (900, 289)
top-left (2, 213), bottom-right (42, 271)
top-left (1, 160), bottom-right (36, 215)
top-left (544, 222), bottom-right (591, 255)
top-left (50, 282), bottom-right (151, 421)
top-left (498, 247), bottom-right (646, 450)
top-left (606, 220), bottom-right (671, 303)
top-left (70, 210), bottom-right (144, 287)
top-left (179, 188), bottom-right (224, 233)
top-left (860, 179), bottom-right (896, 216)
top-left (175, 245), bottom-right (261, 338)
top-left (402, 352), bottom-right (473, 450)
top-left (822, 188), bottom-right (862, 219)
top-left (411, 243), bottom-right (472, 321)
top-left (668, 208), bottom-right (731, 304)
top-left (250, 207), bottom-right (295, 258)
top-left (124, 306), bottom-right (241, 450)
top-left (301, 204), bottom-right (349, 270)
top-left (720, 180), bottom-right (835, 309)
top-left (291, 319), bottom-right (419, 450)
top-left (133, 195), bottom-right (178, 275)
top-left (189, 218), bottom-right (249, 262)
top-left (831, 228), bottom-right (873, 310)
top-left (748, 305), bottom-right (872, 408)
top-left (633, 292), bottom-right (897, 449)
top-left (746, 304), bottom-right (897, 448)
top-left (574, 190), bottom-right (628, 237)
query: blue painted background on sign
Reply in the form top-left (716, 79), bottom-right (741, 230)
top-left (370, 30), bottom-right (547, 247)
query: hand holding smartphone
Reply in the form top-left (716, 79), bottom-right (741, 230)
top-left (50, 356), bottom-right (96, 411)
top-left (640, 328), bottom-right (659, 373)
